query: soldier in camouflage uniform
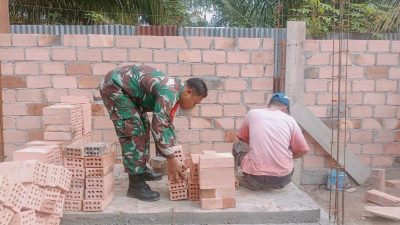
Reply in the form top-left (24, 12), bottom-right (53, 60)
top-left (99, 65), bottom-right (208, 201)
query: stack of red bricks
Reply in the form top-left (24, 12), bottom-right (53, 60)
top-left (64, 142), bottom-right (115, 212)
top-left (60, 96), bottom-right (92, 143)
top-left (43, 104), bottom-right (83, 145)
top-left (168, 145), bottom-right (188, 201)
top-left (187, 154), bottom-right (200, 201)
top-left (13, 141), bottom-right (64, 166)
top-left (0, 159), bottom-right (72, 225)
top-left (198, 151), bottom-right (236, 210)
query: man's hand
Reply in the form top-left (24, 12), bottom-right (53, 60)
top-left (167, 157), bottom-right (186, 183)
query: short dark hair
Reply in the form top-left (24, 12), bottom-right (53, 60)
top-left (186, 78), bottom-right (208, 97)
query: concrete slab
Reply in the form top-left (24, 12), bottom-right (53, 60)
top-left (61, 176), bottom-right (321, 225)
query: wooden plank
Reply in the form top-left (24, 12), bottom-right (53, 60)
top-left (291, 103), bottom-right (370, 185)
top-left (366, 189), bottom-right (400, 207)
top-left (386, 179), bottom-right (400, 189)
top-left (364, 206), bottom-right (400, 221)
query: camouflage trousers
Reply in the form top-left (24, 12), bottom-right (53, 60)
top-left (100, 86), bottom-right (150, 175)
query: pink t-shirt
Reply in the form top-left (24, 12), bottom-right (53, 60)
top-left (237, 108), bottom-right (309, 177)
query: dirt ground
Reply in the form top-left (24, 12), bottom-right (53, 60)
top-left (301, 184), bottom-right (400, 225)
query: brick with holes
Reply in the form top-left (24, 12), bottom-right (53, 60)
top-left (84, 151), bottom-right (114, 168)
top-left (70, 179), bottom-right (85, 189)
top-left (85, 176), bottom-right (115, 200)
top-left (68, 167), bottom-right (85, 180)
top-left (54, 166), bottom-right (72, 191)
top-left (85, 172), bottom-right (114, 190)
top-left (82, 191), bottom-right (114, 212)
top-left (85, 164), bottom-right (114, 178)
top-left (66, 188), bottom-right (84, 201)
top-left (0, 205), bottom-right (15, 225)
top-left (43, 187), bottom-right (61, 201)
top-left (9, 209), bottom-right (36, 225)
top-left (168, 180), bottom-right (188, 191)
top-left (63, 157), bottom-right (84, 168)
top-left (83, 142), bottom-right (111, 157)
top-left (22, 184), bottom-right (44, 211)
top-left (64, 144), bottom-right (85, 158)
top-left (64, 200), bottom-right (82, 211)
top-left (170, 188), bottom-right (187, 201)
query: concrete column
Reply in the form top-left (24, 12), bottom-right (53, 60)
top-left (0, 0), bottom-right (10, 33)
top-left (285, 21), bottom-right (306, 187)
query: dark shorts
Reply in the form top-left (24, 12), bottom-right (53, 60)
top-left (232, 140), bottom-right (293, 190)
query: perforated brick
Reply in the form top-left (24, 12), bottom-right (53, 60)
top-left (168, 180), bottom-right (187, 191)
top-left (84, 142), bottom-right (111, 157)
top-left (0, 175), bottom-right (8, 204)
top-left (82, 192), bottom-right (114, 212)
top-left (55, 194), bottom-right (65, 215)
top-left (85, 164), bottom-right (114, 178)
top-left (5, 181), bottom-right (27, 213)
top-left (70, 178), bottom-right (85, 189)
top-left (85, 172), bottom-right (114, 189)
top-left (63, 157), bottom-right (84, 168)
top-left (34, 213), bottom-right (47, 225)
top-left (38, 199), bottom-right (56, 214)
top-left (43, 187), bottom-right (61, 201)
top-left (55, 166), bottom-right (72, 191)
top-left (66, 187), bottom-right (84, 201)
top-left (43, 104), bottom-right (79, 116)
top-left (84, 152), bottom-right (114, 168)
top-left (64, 144), bottom-right (85, 158)
top-left (172, 145), bottom-right (184, 163)
top-left (45, 164), bottom-right (58, 187)
top-left (64, 200), bottom-right (82, 211)
top-left (47, 214), bottom-right (61, 225)
top-left (0, 205), bottom-right (14, 225)
top-left (22, 184), bottom-right (43, 211)
top-left (9, 209), bottom-right (36, 225)
top-left (85, 174), bottom-right (114, 200)
top-left (68, 167), bottom-right (85, 179)
top-left (170, 189), bottom-right (187, 201)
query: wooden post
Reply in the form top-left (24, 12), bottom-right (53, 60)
top-left (0, 0), bottom-right (8, 161)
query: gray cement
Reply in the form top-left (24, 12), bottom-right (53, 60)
top-left (61, 176), bottom-right (321, 225)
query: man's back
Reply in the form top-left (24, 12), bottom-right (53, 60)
top-left (237, 108), bottom-right (308, 177)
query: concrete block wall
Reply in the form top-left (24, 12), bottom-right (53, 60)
top-left (302, 40), bottom-right (400, 169)
top-left (0, 34), bottom-right (275, 161)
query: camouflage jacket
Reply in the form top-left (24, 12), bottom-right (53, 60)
top-left (100, 65), bottom-right (183, 157)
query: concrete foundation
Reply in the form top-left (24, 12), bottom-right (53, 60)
top-left (61, 175), bottom-right (321, 225)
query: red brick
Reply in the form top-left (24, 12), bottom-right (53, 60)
top-left (352, 80), bottom-right (374, 92)
top-left (203, 51), bottom-right (226, 63)
top-left (141, 36), bottom-right (164, 48)
top-left (178, 50), bottom-right (201, 62)
top-left (303, 40), bottom-right (320, 51)
top-left (200, 197), bottom-right (235, 210)
top-left (251, 51), bottom-right (273, 64)
top-left (386, 179), bottom-right (400, 188)
top-left (238, 38), bottom-right (260, 50)
top-left (305, 79), bottom-right (328, 92)
top-left (52, 76), bottom-right (77, 88)
top-left (66, 63), bottom-right (92, 75)
top-left (366, 67), bottom-right (389, 79)
top-left (40, 62), bottom-right (65, 75)
top-left (201, 104), bottom-right (223, 117)
top-left (13, 63), bottom-right (38, 76)
top-left (377, 53), bottom-right (398, 65)
top-left (1, 62), bottom-right (13, 75)
top-left (241, 65), bottom-right (264, 77)
top-left (371, 156), bottom-right (393, 168)
top-left (243, 92), bottom-right (265, 104)
top-left (12, 34), bottom-right (37, 46)
top-left (175, 130), bottom-right (199, 143)
top-left (167, 64), bottom-right (190, 76)
top-left (25, 48), bottom-right (50, 60)
top-left (374, 107), bottom-right (396, 119)
top-left (223, 105), bottom-right (246, 117)
top-left (308, 53), bottom-right (331, 66)
top-left (227, 52), bottom-right (249, 63)
top-left (0, 34), bottom-right (11, 46)
top-left (51, 48), bottom-right (76, 61)
top-left (199, 153), bottom-right (233, 168)
top-left (352, 54), bottom-right (375, 66)
top-left (77, 49), bottom-right (101, 61)
top-left (383, 143), bottom-right (400, 155)
top-left (216, 64), bottom-right (240, 77)
top-left (383, 119), bottom-right (400, 129)
top-left (308, 106), bottom-right (327, 118)
top-left (200, 188), bottom-right (235, 199)
top-left (16, 89), bottom-right (42, 102)
top-left (0, 48), bottom-right (24, 60)
top-left (38, 35), bottom-right (61, 46)
top-left (165, 36), bottom-right (188, 49)
top-left (262, 38), bottom-right (274, 50)
top-left (128, 49), bottom-right (152, 62)
top-left (200, 129), bottom-right (223, 142)
top-left (44, 89), bottom-right (67, 103)
top-left (4, 130), bottom-right (27, 143)
top-left (189, 37), bottom-right (213, 49)
top-left (214, 38), bottom-right (235, 49)
top-left (362, 119), bottom-right (383, 129)
top-left (376, 80), bottom-right (397, 92)
top-left (346, 67), bottom-right (364, 79)
top-left (214, 118), bottom-right (234, 129)
top-left (192, 64), bottom-right (215, 76)
top-left (368, 40), bottom-right (390, 52)
top-left (93, 116), bottom-right (113, 129)
top-left (348, 40), bottom-right (367, 52)
top-left (363, 93), bottom-right (385, 105)
top-left (92, 63), bottom-right (117, 75)
top-left (115, 36), bottom-right (139, 48)
top-left (89, 35), bottom-right (113, 47)
top-left (26, 75), bottom-right (51, 88)
top-left (251, 78), bottom-right (273, 91)
top-left (374, 130), bottom-right (395, 142)
top-left (78, 76), bottom-right (102, 89)
top-left (224, 79), bottom-right (247, 91)
top-left (64, 35), bottom-right (88, 47)
top-left (389, 67), bottom-right (400, 79)
top-left (320, 40), bottom-right (344, 52)
top-left (154, 51), bottom-right (177, 63)
top-left (199, 167), bottom-right (234, 189)
top-left (103, 48), bottom-right (127, 62)
top-left (218, 92), bottom-right (241, 104)
top-left (189, 118), bottom-right (212, 129)
top-left (388, 94), bottom-right (400, 105)
top-left (82, 192), bottom-right (114, 212)
top-left (350, 130), bottom-right (372, 142)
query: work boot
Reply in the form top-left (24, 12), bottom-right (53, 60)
top-left (143, 166), bottom-right (163, 181)
top-left (127, 174), bottom-right (160, 202)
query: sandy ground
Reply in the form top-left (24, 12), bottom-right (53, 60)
top-left (301, 184), bottom-right (400, 225)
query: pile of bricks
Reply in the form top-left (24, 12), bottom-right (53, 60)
top-left (0, 159), bottom-right (72, 225)
top-left (168, 146), bottom-right (188, 201)
top-left (198, 151), bottom-right (236, 210)
top-left (64, 142), bottom-right (115, 212)
top-left (13, 141), bottom-right (63, 166)
top-left (188, 154), bottom-right (200, 201)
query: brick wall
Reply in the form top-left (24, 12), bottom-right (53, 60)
top-left (0, 34), bottom-right (274, 160)
top-left (303, 40), bottom-right (400, 169)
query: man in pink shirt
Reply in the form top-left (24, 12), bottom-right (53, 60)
top-left (233, 92), bottom-right (309, 190)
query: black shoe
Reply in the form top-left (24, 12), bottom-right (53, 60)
top-left (143, 166), bottom-right (163, 181)
top-left (127, 174), bottom-right (160, 202)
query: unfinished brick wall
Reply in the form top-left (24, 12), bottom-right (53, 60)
top-left (0, 34), bottom-right (274, 160)
top-left (302, 40), bottom-right (400, 169)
